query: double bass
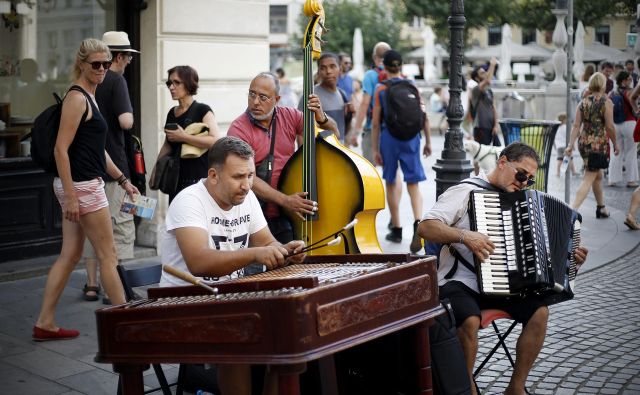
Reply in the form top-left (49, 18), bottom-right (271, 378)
top-left (279, 0), bottom-right (385, 255)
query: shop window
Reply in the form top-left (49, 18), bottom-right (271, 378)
top-left (270, 5), bottom-right (287, 34)
top-left (0, 0), bottom-right (115, 161)
top-left (522, 28), bottom-right (536, 45)
top-left (595, 25), bottom-right (610, 46)
top-left (488, 26), bottom-right (501, 46)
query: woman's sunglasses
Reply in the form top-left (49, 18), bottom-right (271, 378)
top-left (165, 79), bottom-right (182, 88)
top-left (84, 60), bottom-right (112, 70)
top-left (505, 161), bottom-right (536, 186)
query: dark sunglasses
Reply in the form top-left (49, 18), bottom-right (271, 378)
top-left (165, 79), bottom-right (182, 88)
top-left (505, 161), bottom-right (536, 186)
top-left (84, 60), bottom-right (112, 70)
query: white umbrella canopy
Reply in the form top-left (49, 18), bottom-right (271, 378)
top-left (422, 26), bottom-right (438, 81)
top-left (583, 42), bottom-right (628, 63)
top-left (572, 21), bottom-right (586, 81)
top-left (350, 27), bottom-right (365, 81)
top-left (498, 24), bottom-right (513, 81)
top-left (465, 42), bottom-right (551, 63)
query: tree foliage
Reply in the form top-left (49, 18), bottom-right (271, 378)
top-left (293, 0), bottom-right (405, 60)
top-left (403, 0), bottom-right (637, 46)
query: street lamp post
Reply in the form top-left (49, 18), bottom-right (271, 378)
top-left (433, 0), bottom-right (473, 198)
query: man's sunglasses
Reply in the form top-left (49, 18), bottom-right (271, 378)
top-left (505, 161), bottom-right (536, 187)
top-left (84, 60), bottom-right (112, 70)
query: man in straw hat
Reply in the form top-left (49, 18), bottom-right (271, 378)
top-left (81, 31), bottom-right (140, 304)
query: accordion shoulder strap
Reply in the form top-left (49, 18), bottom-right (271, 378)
top-left (442, 177), bottom-right (500, 279)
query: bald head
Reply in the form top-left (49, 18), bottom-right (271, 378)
top-left (373, 42), bottom-right (391, 59)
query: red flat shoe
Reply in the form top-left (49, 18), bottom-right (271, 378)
top-left (32, 326), bottom-right (79, 341)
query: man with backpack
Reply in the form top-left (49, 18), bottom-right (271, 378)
top-left (371, 50), bottom-right (431, 251)
top-left (349, 41), bottom-right (390, 164)
top-left (81, 31), bottom-right (139, 303)
top-left (417, 142), bottom-right (589, 395)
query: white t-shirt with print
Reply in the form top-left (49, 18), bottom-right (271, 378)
top-left (160, 180), bottom-right (268, 287)
top-left (422, 172), bottom-right (491, 293)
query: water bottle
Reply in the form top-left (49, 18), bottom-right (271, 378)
top-left (560, 155), bottom-right (571, 175)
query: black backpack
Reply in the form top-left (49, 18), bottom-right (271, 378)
top-left (382, 79), bottom-right (424, 140)
top-left (31, 85), bottom-right (88, 173)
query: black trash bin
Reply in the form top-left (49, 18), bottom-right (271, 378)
top-left (499, 118), bottom-right (561, 193)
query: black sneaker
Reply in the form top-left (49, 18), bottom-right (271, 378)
top-left (385, 227), bottom-right (402, 243)
top-left (410, 220), bottom-right (423, 253)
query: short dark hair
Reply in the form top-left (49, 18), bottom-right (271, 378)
top-left (625, 59), bottom-right (634, 67)
top-left (208, 136), bottom-right (254, 169)
top-left (318, 52), bottom-right (339, 67)
top-left (167, 65), bottom-right (199, 95)
top-left (254, 71), bottom-right (280, 96)
top-left (600, 61), bottom-right (613, 70)
top-left (616, 70), bottom-right (631, 86)
top-left (499, 142), bottom-right (540, 167)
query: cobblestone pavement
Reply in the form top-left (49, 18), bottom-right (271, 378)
top-left (475, 244), bottom-right (640, 394)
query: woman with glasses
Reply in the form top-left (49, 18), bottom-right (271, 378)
top-left (33, 38), bottom-right (137, 341)
top-left (565, 72), bottom-right (619, 218)
top-left (154, 65), bottom-right (221, 201)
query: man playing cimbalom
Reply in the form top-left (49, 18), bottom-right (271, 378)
top-left (228, 72), bottom-right (338, 245)
top-left (417, 142), bottom-right (588, 395)
top-left (160, 137), bottom-right (305, 395)
top-left (81, 31), bottom-right (138, 303)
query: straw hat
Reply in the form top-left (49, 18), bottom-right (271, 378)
top-left (101, 31), bottom-right (140, 53)
top-left (180, 123), bottom-right (210, 158)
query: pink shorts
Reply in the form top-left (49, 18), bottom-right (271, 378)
top-left (53, 177), bottom-right (109, 216)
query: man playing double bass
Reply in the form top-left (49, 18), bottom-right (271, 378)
top-left (228, 72), bottom-right (338, 245)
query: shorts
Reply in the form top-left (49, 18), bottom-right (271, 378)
top-left (83, 181), bottom-right (135, 260)
top-left (379, 130), bottom-right (426, 184)
top-left (439, 280), bottom-right (547, 328)
top-left (53, 177), bottom-right (108, 216)
top-left (556, 147), bottom-right (566, 160)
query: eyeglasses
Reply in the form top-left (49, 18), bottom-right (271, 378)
top-left (505, 161), bottom-right (536, 187)
top-left (165, 79), bottom-right (182, 88)
top-left (84, 60), bottom-right (112, 70)
top-left (248, 91), bottom-right (272, 103)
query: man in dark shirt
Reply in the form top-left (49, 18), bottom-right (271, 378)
top-left (81, 31), bottom-right (139, 303)
top-left (469, 57), bottom-right (499, 174)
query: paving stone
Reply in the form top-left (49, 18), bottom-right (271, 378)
top-left (2, 348), bottom-right (93, 381)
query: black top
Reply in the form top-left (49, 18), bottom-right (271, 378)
top-left (68, 86), bottom-right (108, 182)
top-left (96, 70), bottom-right (133, 179)
top-left (165, 101), bottom-right (213, 198)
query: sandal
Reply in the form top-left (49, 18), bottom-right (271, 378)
top-left (595, 205), bottom-right (610, 219)
top-left (624, 215), bottom-right (640, 230)
top-left (82, 284), bottom-right (100, 301)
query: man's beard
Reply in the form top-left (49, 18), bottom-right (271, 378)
top-left (251, 107), bottom-right (274, 121)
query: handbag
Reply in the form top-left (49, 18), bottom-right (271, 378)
top-left (634, 120), bottom-right (640, 143)
top-left (149, 153), bottom-right (180, 195)
top-left (587, 151), bottom-right (609, 170)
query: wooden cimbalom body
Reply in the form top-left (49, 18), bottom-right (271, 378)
top-left (95, 254), bottom-right (442, 395)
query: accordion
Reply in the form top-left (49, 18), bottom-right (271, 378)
top-left (468, 190), bottom-right (581, 305)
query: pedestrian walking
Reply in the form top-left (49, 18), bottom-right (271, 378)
top-left (33, 38), bottom-right (136, 341)
top-left (81, 31), bottom-right (139, 303)
top-left (565, 72), bottom-right (620, 218)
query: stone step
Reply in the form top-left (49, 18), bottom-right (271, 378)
top-left (0, 245), bottom-right (157, 283)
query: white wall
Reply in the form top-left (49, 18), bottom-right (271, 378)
top-left (137, 0), bottom-right (270, 248)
